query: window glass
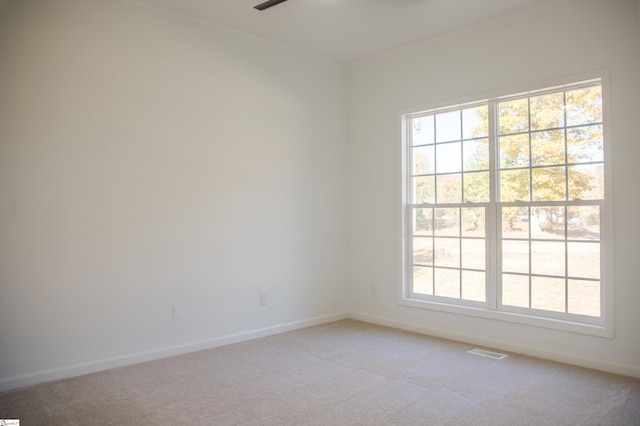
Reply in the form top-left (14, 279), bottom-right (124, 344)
top-left (405, 79), bottom-right (607, 329)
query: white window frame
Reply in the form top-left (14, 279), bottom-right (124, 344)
top-left (398, 72), bottom-right (614, 337)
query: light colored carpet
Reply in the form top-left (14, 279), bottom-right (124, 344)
top-left (1, 319), bottom-right (639, 425)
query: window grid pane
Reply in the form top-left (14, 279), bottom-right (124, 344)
top-left (498, 86), bottom-right (604, 204)
top-left (499, 201), bottom-right (601, 316)
top-left (410, 205), bottom-right (487, 303)
top-left (406, 80), bottom-right (604, 323)
top-left (496, 83), bottom-right (603, 317)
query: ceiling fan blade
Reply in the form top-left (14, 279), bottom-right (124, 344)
top-left (254, 0), bottom-right (288, 11)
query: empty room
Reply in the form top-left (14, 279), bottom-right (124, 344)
top-left (1, 0), bottom-right (639, 424)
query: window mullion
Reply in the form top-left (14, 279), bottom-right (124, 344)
top-left (487, 101), bottom-right (498, 309)
top-left (526, 98), bottom-right (533, 310)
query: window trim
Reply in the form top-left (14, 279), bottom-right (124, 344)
top-left (398, 71), bottom-right (614, 338)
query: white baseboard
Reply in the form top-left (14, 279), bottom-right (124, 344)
top-left (349, 311), bottom-right (640, 379)
top-left (3, 310), bottom-right (637, 393)
top-left (0, 312), bottom-right (349, 392)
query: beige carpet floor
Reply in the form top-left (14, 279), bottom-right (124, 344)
top-left (1, 319), bottom-right (639, 425)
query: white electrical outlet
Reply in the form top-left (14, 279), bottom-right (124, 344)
top-left (260, 293), bottom-right (268, 306)
top-left (172, 304), bottom-right (184, 320)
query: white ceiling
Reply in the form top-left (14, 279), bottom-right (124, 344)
top-left (133, 0), bottom-right (560, 62)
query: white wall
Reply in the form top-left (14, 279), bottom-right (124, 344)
top-left (0, 0), bottom-right (348, 389)
top-left (348, 0), bottom-right (640, 376)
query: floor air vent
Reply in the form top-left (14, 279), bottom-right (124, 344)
top-left (467, 348), bottom-right (508, 360)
